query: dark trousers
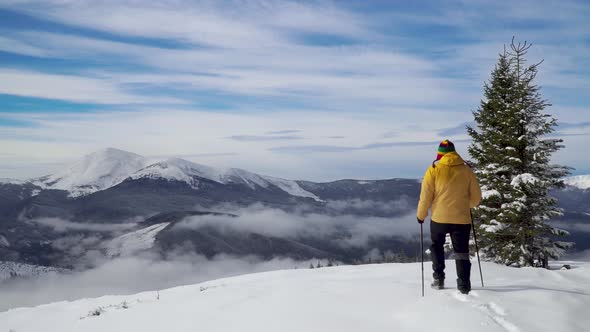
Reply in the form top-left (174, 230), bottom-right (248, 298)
top-left (430, 220), bottom-right (471, 288)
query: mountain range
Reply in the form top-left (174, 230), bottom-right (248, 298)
top-left (0, 148), bottom-right (588, 270)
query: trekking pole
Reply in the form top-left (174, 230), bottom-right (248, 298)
top-left (420, 223), bottom-right (424, 297)
top-left (470, 210), bottom-right (484, 288)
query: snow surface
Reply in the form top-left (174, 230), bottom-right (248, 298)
top-left (510, 173), bottom-right (539, 187)
top-left (564, 175), bottom-right (590, 190)
top-left (0, 262), bottom-right (66, 283)
top-left (482, 190), bottom-right (501, 200)
top-left (224, 168), bottom-right (270, 189)
top-left (1, 261), bottom-right (588, 331)
top-left (129, 158), bottom-right (216, 189)
top-left (481, 219), bottom-right (506, 233)
top-left (105, 223), bottom-right (170, 257)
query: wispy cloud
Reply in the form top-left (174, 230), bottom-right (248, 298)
top-left (559, 122), bottom-right (590, 130)
top-left (176, 204), bottom-right (419, 247)
top-left (266, 130), bottom-right (302, 135)
top-left (228, 135), bottom-right (304, 142)
top-left (553, 132), bottom-right (590, 137)
top-left (0, 0), bottom-right (588, 179)
top-left (0, 2), bottom-right (468, 110)
top-left (0, 35), bottom-right (48, 57)
top-left (28, 217), bottom-right (136, 233)
top-left (437, 122), bottom-right (475, 137)
top-left (4, 1), bottom-right (371, 47)
top-left (0, 68), bottom-right (185, 105)
top-left (0, 109), bottom-right (463, 180)
top-left (269, 140), bottom-right (472, 154)
top-left (150, 153), bottom-right (238, 159)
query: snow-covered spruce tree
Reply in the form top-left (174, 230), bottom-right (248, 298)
top-left (467, 39), bottom-right (573, 268)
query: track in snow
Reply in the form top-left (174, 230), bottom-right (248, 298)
top-left (450, 291), bottom-right (520, 332)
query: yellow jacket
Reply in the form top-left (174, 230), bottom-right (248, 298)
top-left (417, 152), bottom-right (482, 224)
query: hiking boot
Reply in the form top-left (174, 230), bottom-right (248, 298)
top-left (431, 279), bottom-right (444, 290)
top-left (458, 286), bottom-right (470, 294)
top-left (457, 279), bottom-right (471, 294)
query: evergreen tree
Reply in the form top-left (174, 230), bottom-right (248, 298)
top-left (467, 38), bottom-right (573, 268)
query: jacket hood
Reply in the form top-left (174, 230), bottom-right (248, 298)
top-left (438, 151), bottom-right (465, 166)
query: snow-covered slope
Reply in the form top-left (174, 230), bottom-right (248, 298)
top-left (223, 167), bottom-right (273, 189)
top-left (129, 158), bottom-right (224, 189)
top-left (0, 235), bottom-right (9, 247)
top-left (105, 223), bottom-right (170, 257)
top-left (1, 261), bottom-right (588, 331)
top-left (130, 158), bottom-right (320, 200)
top-left (33, 148), bottom-right (148, 197)
top-left (263, 175), bottom-right (321, 201)
top-left (564, 175), bottom-right (590, 190)
top-left (0, 262), bottom-right (67, 283)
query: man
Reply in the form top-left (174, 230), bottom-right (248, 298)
top-left (417, 140), bottom-right (481, 294)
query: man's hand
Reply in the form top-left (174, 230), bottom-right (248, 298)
top-left (417, 217), bottom-right (424, 224)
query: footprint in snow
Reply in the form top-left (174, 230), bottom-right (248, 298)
top-left (449, 292), bottom-right (520, 332)
top-left (452, 292), bottom-right (469, 302)
top-left (487, 302), bottom-right (506, 316)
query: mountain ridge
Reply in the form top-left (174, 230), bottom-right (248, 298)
top-left (27, 148), bottom-right (321, 201)
top-left (5, 147), bottom-right (589, 198)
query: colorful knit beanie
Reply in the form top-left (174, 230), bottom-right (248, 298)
top-left (436, 139), bottom-right (455, 161)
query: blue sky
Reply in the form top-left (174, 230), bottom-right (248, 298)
top-left (0, 0), bottom-right (589, 180)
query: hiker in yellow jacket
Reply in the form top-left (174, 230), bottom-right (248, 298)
top-left (417, 140), bottom-right (482, 294)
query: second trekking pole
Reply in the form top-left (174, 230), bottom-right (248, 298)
top-left (470, 210), bottom-right (484, 288)
top-left (420, 223), bottom-right (424, 297)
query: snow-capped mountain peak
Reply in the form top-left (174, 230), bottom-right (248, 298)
top-left (34, 148), bottom-right (148, 197)
top-left (129, 158), bottom-right (224, 189)
top-left (26, 148), bottom-right (321, 201)
top-left (564, 175), bottom-right (590, 190)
